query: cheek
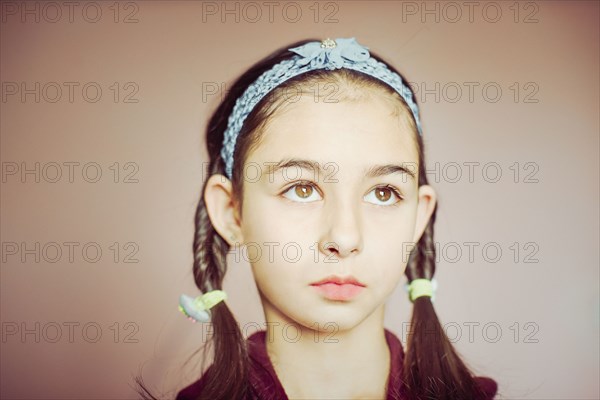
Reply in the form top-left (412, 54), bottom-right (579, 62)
top-left (240, 188), bottom-right (311, 260)
top-left (384, 226), bottom-right (415, 266)
top-left (239, 191), bottom-right (302, 290)
top-left (249, 248), bottom-right (303, 311)
top-left (369, 204), bottom-right (418, 242)
top-left (365, 210), bottom-right (417, 281)
top-left (240, 189), bottom-right (277, 247)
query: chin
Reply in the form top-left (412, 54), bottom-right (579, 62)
top-left (293, 308), bottom-right (368, 333)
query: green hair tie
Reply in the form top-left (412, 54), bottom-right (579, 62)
top-left (178, 290), bottom-right (227, 323)
top-left (197, 290), bottom-right (227, 309)
top-left (408, 279), bottom-right (436, 302)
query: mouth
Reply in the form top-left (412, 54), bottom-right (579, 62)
top-left (309, 275), bottom-right (366, 301)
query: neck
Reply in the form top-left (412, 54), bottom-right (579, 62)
top-left (263, 302), bottom-right (391, 399)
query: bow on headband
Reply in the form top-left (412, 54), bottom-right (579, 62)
top-left (289, 37), bottom-right (371, 69)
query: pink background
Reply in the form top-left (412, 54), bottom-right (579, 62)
top-left (1, 1), bottom-right (598, 399)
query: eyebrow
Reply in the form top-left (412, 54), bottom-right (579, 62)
top-left (266, 158), bottom-right (417, 181)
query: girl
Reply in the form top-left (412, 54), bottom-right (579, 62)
top-left (139, 37), bottom-right (498, 400)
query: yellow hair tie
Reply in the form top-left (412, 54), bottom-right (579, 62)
top-left (408, 279), bottom-right (434, 302)
top-left (196, 290), bottom-right (227, 309)
top-left (179, 290), bottom-right (227, 323)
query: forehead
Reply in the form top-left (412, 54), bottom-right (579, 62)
top-left (249, 94), bottom-right (419, 178)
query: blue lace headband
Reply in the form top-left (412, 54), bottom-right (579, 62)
top-left (220, 37), bottom-right (422, 180)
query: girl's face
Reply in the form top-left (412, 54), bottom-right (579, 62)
top-left (227, 86), bottom-right (435, 332)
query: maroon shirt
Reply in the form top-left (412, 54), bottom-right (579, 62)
top-left (177, 328), bottom-right (498, 399)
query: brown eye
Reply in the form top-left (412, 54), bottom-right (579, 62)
top-left (295, 184), bottom-right (313, 199)
top-left (283, 182), bottom-right (322, 203)
top-left (364, 185), bottom-right (402, 207)
top-left (375, 187), bottom-right (392, 202)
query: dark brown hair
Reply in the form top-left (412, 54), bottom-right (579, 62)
top-left (135, 38), bottom-right (493, 400)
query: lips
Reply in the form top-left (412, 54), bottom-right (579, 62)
top-left (310, 275), bottom-right (366, 301)
top-left (310, 275), bottom-right (366, 287)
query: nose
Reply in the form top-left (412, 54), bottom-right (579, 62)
top-left (319, 196), bottom-right (363, 259)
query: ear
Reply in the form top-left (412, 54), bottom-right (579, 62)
top-left (203, 174), bottom-right (244, 246)
top-left (412, 185), bottom-right (437, 243)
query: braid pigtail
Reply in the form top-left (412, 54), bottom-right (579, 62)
top-left (186, 160), bottom-right (250, 400)
top-left (402, 204), bottom-right (491, 399)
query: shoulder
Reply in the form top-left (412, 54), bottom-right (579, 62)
top-left (175, 331), bottom-right (268, 400)
top-left (175, 365), bottom-right (212, 400)
top-left (175, 365), bottom-right (260, 400)
top-left (383, 328), bottom-right (497, 400)
top-left (474, 376), bottom-right (498, 400)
